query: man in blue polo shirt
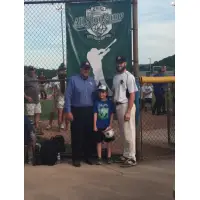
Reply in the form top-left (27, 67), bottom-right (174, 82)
top-left (64, 61), bottom-right (97, 167)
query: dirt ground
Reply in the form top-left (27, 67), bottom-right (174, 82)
top-left (24, 158), bottom-right (175, 200)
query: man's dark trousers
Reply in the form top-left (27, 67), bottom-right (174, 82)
top-left (71, 106), bottom-right (96, 162)
top-left (161, 93), bottom-right (166, 113)
top-left (152, 93), bottom-right (163, 114)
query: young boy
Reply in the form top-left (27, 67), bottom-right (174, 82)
top-left (93, 85), bottom-right (115, 165)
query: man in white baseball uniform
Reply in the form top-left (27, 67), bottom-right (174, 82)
top-left (112, 56), bottom-right (138, 167)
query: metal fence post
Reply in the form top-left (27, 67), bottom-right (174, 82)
top-left (65, 2), bottom-right (68, 68)
top-left (132, 0), bottom-right (141, 161)
top-left (139, 82), bottom-right (143, 160)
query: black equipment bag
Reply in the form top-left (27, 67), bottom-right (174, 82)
top-left (33, 135), bottom-right (65, 166)
top-left (40, 138), bottom-right (58, 166)
top-left (53, 135), bottom-right (65, 153)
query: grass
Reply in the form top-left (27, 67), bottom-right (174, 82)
top-left (40, 99), bottom-right (58, 120)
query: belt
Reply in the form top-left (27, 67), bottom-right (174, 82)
top-left (115, 102), bottom-right (125, 106)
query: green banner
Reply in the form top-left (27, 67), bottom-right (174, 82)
top-left (66, 0), bottom-right (132, 92)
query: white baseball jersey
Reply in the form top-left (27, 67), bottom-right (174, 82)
top-left (112, 71), bottom-right (138, 103)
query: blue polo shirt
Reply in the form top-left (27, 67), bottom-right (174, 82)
top-left (64, 75), bottom-right (97, 113)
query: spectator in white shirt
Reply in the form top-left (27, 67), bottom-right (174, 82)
top-left (142, 83), bottom-right (153, 112)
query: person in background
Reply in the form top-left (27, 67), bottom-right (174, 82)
top-left (64, 61), bottom-right (97, 167)
top-left (160, 66), bottom-right (167, 114)
top-left (24, 66), bottom-right (41, 132)
top-left (112, 56), bottom-right (138, 167)
top-left (152, 66), bottom-right (167, 115)
top-left (38, 71), bottom-right (47, 100)
top-left (24, 115), bottom-right (36, 164)
top-left (46, 63), bottom-right (68, 131)
top-left (142, 83), bottom-right (153, 112)
top-left (139, 84), bottom-right (144, 110)
top-left (93, 85), bottom-right (115, 165)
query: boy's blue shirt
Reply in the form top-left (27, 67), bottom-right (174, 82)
top-left (93, 99), bottom-right (114, 129)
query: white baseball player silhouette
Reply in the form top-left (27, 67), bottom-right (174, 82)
top-left (87, 39), bottom-right (117, 95)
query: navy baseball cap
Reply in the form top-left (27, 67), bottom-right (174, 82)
top-left (116, 56), bottom-right (126, 64)
top-left (80, 61), bottom-right (91, 69)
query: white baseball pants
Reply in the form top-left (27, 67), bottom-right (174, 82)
top-left (116, 103), bottom-right (136, 161)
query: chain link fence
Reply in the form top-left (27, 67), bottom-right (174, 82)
top-left (24, 0), bottom-right (175, 160)
top-left (140, 82), bottom-right (175, 159)
top-left (24, 0), bottom-right (125, 157)
top-left (24, 1), bottom-right (67, 69)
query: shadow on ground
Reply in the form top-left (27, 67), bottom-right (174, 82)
top-left (25, 158), bottom-right (174, 200)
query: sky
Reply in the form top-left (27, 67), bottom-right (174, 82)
top-left (138, 0), bottom-right (175, 64)
top-left (24, 0), bottom-right (175, 69)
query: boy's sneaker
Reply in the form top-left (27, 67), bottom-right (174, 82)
top-left (120, 158), bottom-right (137, 167)
top-left (96, 158), bottom-right (102, 165)
top-left (107, 157), bottom-right (112, 164)
top-left (115, 156), bottom-right (128, 163)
